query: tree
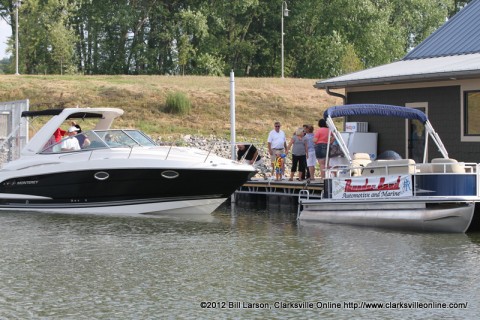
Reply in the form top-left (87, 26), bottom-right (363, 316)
top-left (50, 21), bottom-right (76, 74)
top-left (176, 8), bottom-right (208, 75)
top-left (7, 0), bottom-right (77, 74)
top-left (285, 0), bottom-right (457, 78)
top-left (1, 0), bottom-right (471, 76)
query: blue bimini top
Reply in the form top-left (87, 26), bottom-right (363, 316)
top-left (323, 104), bottom-right (428, 124)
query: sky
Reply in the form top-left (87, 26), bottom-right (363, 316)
top-left (0, 18), bottom-right (11, 59)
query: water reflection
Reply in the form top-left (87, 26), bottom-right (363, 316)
top-left (466, 232), bottom-right (480, 245)
top-left (0, 205), bottom-right (479, 319)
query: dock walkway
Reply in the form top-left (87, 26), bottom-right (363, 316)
top-left (236, 178), bottom-right (324, 200)
top-left (234, 178), bottom-right (324, 211)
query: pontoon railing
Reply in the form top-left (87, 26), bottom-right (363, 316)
top-left (327, 161), bottom-right (478, 177)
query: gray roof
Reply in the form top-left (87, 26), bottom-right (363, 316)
top-left (315, 53), bottom-right (480, 89)
top-left (405, 0), bottom-right (480, 59)
top-left (315, 0), bottom-right (480, 89)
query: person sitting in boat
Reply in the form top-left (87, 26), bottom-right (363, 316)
top-left (60, 126), bottom-right (81, 151)
top-left (104, 133), bottom-right (123, 147)
top-left (71, 121), bottom-right (91, 148)
top-left (53, 127), bottom-right (66, 142)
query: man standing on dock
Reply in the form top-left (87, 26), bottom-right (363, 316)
top-left (267, 121), bottom-right (287, 179)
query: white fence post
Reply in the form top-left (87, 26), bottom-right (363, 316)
top-left (230, 71), bottom-right (236, 203)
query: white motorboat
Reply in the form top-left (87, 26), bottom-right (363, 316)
top-left (298, 104), bottom-right (480, 233)
top-left (0, 107), bottom-right (255, 215)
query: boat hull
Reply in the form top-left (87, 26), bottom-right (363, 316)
top-left (299, 200), bottom-right (476, 233)
top-left (0, 168), bottom-right (251, 215)
top-left (0, 197), bottom-right (227, 215)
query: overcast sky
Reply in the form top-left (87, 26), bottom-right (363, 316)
top-left (0, 18), bottom-right (11, 59)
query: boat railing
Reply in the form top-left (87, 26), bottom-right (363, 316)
top-left (154, 138), bottom-right (268, 165)
top-left (328, 159), bottom-right (479, 178)
top-left (80, 140), bottom-right (237, 163)
top-left (155, 139), bottom-right (237, 163)
top-left (203, 142), bottom-right (216, 163)
top-left (327, 160), bottom-right (414, 178)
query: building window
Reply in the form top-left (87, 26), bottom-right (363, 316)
top-left (464, 90), bottom-right (480, 136)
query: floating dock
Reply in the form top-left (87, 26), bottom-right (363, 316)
top-left (235, 178), bottom-right (324, 211)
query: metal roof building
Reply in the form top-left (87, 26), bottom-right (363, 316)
top-left (315, 0), bottom-right (480, 89)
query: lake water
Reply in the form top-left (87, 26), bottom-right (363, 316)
top-left (0, 203), bottom-right (479, 319)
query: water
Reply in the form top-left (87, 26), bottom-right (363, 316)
top-left (0, 205), bottom-right (479, 319)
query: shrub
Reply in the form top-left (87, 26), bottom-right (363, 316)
top-left (164, 91), bottom-right (191, 115)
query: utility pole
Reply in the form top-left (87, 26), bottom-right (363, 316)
top-left (281, 1), bottom-right (289, 79)
top-left (14, 1), bottom-right (21, 75)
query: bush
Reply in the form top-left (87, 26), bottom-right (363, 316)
top-left (164, 91), bottom-right (191, 115)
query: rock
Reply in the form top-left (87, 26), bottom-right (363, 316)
top-left (154, 134), bottom-right (294, 177)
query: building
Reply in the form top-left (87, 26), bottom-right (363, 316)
top-left (315, 0), bottom-right (480, 162)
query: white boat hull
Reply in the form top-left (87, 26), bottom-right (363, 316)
top-left (1, 107), bottom-right (255, 217)
top-left (299, 200), bottom-right (476, 233)
top-left (1, 197), bottom-right (227, 216)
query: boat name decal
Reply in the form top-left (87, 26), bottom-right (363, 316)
top-left (344, 176), bottom-right (401, 192)
top-left (3, 180), bottom-right (39, 186)
top-left (332, 175), bottom-right (413, 199)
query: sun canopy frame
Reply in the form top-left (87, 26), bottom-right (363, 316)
top-left (22, 109), bottom-right (104, 119)
top-left (322, 104), bottom-right (447, 166)
top-left (323, 104), bottom-right (428, 123)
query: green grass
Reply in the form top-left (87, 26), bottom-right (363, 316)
top-left (164, 91), bottom-right (191, 115)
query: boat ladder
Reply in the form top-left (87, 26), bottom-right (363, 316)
top-left (297, 189), bottom-right (311, 219)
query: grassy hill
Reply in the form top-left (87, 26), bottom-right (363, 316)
top-left (0, 75), bottom-right (342, 142)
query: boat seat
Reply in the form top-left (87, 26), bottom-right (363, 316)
top-left (363, 159), bottom-right (416, 176)
top-left (416, 163), bottom-right (433, 173)
top-left (432, 158), bottom-right (465, 173)
top-left (329, 156), bottom-right (350, 177)
top-left (350, 153), bottom-right (371, 176)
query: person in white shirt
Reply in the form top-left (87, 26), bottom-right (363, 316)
top-left (61, 126), bottom-right (81, 151)
top-left (267, 121), bottom-right (287, 178)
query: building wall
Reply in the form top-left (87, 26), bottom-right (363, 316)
top-left (344, 85), bottom-right (480, 162)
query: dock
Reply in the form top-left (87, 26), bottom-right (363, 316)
top-left (235, 178), bottom-right (324, 211)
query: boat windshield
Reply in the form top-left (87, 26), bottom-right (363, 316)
top-left (40, 129), bottom-right (156, 154)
